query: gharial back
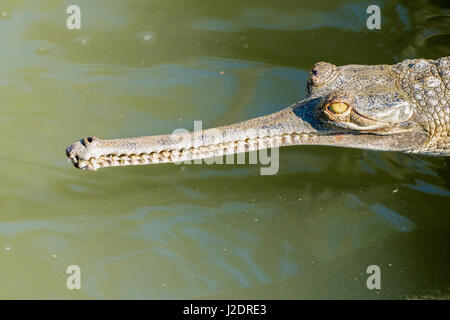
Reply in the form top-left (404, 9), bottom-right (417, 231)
top-left (392, 57), bottom-right (449, 155)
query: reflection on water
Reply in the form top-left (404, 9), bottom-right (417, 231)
top-left (0, 0), bottom-right (449, 299)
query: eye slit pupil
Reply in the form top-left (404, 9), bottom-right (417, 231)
top-left (327, 102), bottom-right (348, 114)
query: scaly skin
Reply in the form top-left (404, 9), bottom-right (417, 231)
top-left (66, 57), bottom-right (449, 171)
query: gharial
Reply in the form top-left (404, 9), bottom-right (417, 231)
top-left (66, 57), bottom-right (450, 171)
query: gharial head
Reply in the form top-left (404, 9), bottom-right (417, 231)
top-left (66, 58), bottom-right (448, 170)
top-left (302, 61), bottom-right (423, 137)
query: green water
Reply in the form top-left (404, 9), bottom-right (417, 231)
top-left (0, 0), bottom-right (449, 299)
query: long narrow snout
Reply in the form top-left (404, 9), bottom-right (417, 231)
top-left (65, 103), bottom-right (318, 170)
top-left (66, 96), bottom-right (428, 170)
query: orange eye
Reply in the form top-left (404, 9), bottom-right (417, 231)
top-left (327, 102), bottom-right (349, 114)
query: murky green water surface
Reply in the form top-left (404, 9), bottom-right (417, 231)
top-left (0, 0), bottom-right (449, 299)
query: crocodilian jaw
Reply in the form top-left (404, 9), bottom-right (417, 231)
top-left (65, 97), bottom-right (428, 171)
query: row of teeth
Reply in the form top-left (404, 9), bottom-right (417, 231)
top-left (71, 132), bottom-right (315, 170)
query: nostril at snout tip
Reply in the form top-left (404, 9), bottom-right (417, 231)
top-left (82, 136), bottom-right (98, 147)
top-left (66, 145), bottom-right (74, 157)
